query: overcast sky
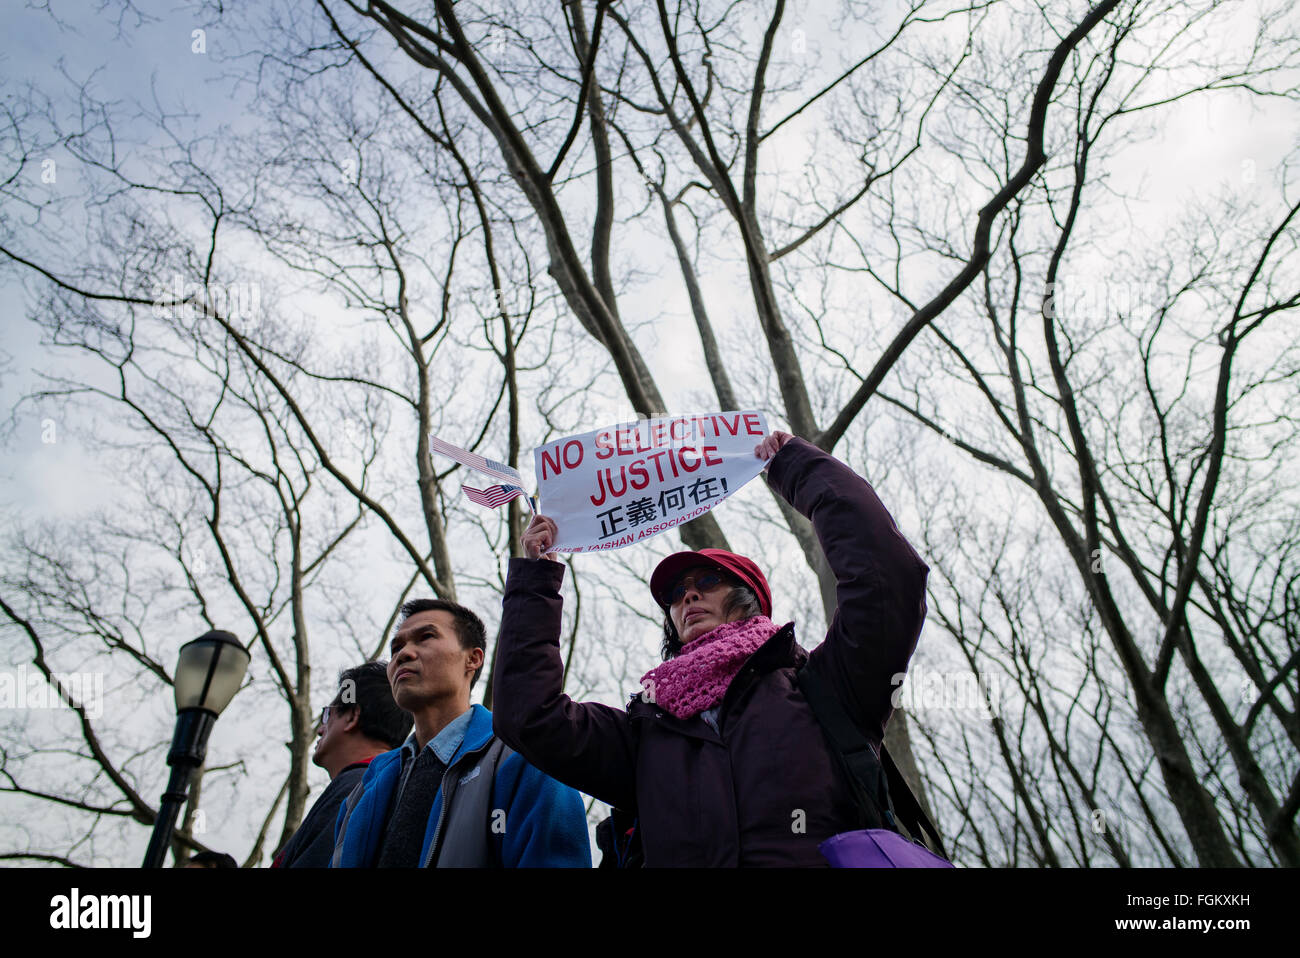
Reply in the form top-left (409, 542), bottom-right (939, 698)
top-left (2, 0), bottom-right (1296, 867)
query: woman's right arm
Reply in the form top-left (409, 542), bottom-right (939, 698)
top-left (491, 526), bottom-right (639, 812)
top-left (764, 438), bottom-right (929, 748)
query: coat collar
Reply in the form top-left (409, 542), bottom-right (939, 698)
top-left (743, 621), bottom-right (804, 673)
top-left (372, 703), bottom-right (496, 773)
top-left (451, 703), bottom-right (496, 764)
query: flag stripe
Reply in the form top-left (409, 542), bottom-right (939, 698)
top-left (462, 484), bottom-right (525, 509)
top-left (430, 435), bottom-right (523, 484)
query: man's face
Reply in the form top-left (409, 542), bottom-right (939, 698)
top-left (387, 609), bottom-right (481, 711)
top-left (668, 565), bottom-right (736, 645)
top-left (312, 698), bottom-right (352, 770)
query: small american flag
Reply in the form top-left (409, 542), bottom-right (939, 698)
top-left (462, 483), bottom-right (527, 509)
top-left (430, 435), bottom-right (524, 485)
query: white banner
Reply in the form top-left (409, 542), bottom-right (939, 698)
top-left (535, 411), bottom-right (769, 553)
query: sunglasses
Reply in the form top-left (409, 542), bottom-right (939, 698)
top-left (666, 571), bottom-right (726, 605)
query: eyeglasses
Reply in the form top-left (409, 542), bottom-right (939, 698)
top-left (319, 704), bottom-right (344, 727)
top-left (667, 571), bottom-right (725, 605)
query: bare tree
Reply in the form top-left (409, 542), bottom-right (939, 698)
top-left (0, 277), bottom-right (377, 863)
top-left (0, 19), bottom-right (553, 861)
top-left (297, 0), bottom-right (1129, 834)
top-left (5, 0), bottom-right (1295, 868)
top-left (878, 0), bottom-right (1300, 865)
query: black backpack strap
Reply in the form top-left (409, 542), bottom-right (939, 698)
top-left (797, 662), bottom-right (894, 831)
top-left (880, 740), bottom-right (948, 859)
top-left (797, 662), bottom-right (949, 859)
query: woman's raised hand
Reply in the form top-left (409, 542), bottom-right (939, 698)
top-left (755, 430), bottom-right (795, 467)
top-left (522, 514), bottom-right (559, 561)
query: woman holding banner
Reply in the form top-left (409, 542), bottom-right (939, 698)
top-left (491, 431), bottom-right (930, 866)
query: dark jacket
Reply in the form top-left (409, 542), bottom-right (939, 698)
top-left (492, 438), bottom-right (929, 866)
top-left (330, 704), bottom-right (591, 868)
top-left (272, 759), bottom-right (372, 868)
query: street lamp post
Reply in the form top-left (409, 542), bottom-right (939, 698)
top-left (142, 630), bottom-right (250, 868)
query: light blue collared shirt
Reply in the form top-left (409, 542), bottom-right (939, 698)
top-left (700, 705), bottom-right (721, 732)
top-left (391, 707), bottom-right (474, 804)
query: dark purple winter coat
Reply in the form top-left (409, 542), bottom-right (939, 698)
top-left (492, 438), bottom-right (929, 866)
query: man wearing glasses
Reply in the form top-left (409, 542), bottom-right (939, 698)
top-left (272, 662), bottom-right (411, 867)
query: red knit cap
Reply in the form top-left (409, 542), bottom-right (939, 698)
top-left (650, 549), bottom-right (773, 618)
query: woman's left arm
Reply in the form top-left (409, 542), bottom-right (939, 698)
top-left (762, 435), bottom-right (930, 747)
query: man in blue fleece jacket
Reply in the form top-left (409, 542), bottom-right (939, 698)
top-left (331, 598), bottom-right (590, 868)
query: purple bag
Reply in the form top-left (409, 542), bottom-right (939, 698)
top-left (819, 829), bottom-right (956, 868)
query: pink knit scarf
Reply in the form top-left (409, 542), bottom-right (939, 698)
top-left (640, 615), bottom-right (782, 719)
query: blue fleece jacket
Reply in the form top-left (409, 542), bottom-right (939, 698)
top-left (331, 704), bottom-right (590, 868)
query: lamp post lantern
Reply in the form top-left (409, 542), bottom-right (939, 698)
top-left (142, 630), bottom-right (250, 868)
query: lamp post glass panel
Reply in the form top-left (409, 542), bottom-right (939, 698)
top-left (142, 631), bottom-right (250, 868)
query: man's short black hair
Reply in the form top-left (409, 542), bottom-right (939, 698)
top-left (187, 851), bottom-right (237, 868)
top-left (334, 661), bottom-right (412, 748)
top-left (396, 598), bottom-right (488, 688)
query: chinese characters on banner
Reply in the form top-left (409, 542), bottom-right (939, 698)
top-left (535, 411), bottom-right (770, 553)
